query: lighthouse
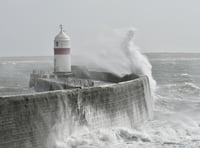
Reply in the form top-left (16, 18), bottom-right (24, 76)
top-left (54, 25), bottom-right (71, 75)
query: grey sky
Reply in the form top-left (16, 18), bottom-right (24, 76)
top-left (0, 0), bottom-right (200, 56)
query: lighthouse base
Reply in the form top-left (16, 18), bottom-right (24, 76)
top-left (54, 72), bottom-right (73, 78)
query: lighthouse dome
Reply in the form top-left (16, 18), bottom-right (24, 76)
top-left (55, 25), bottom-right (70, 40)
top-left (55, 31), bottom-right (70, 40)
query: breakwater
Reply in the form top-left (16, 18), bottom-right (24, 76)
top-left (0, 75), bottom-right (152, 148)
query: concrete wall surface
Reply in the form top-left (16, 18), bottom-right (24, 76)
top-left (0, 76), bottom-right (152, 148)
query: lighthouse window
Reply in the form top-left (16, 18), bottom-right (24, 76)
top-left (56, 41), bottom-right (59, 47)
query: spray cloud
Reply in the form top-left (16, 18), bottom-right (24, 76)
top-left (121, 29), bottom-right (156, 94)
top-left (73, 28), bottom-right (156, 94)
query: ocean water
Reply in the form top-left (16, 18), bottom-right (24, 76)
top-left (0, 57), bottom-right (53, 96)
top-left (1, 53), bottom-right (200, 147)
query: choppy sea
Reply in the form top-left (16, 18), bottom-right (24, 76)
top-left (1, 53), bottom-right (200, 147)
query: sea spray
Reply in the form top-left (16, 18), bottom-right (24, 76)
top-left (50, 127), bottom-right (151, 148)
top-left (121, 29), bottom-right (156, 95)
top-left (46, 95), bottom-right (79, 148)
top-left (73, 28), bottom-right (156, 95)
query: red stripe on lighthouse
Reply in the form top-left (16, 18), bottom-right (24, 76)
top-left (54, 48), bottom-right (70, 54)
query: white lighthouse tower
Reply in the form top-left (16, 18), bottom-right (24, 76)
top-left (54, 25), bottom-right (71, 74)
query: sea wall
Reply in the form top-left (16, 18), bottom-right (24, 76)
top-left (0, 76), bottom-right (152, 148)
top-left (30, 77), bottom-right (94, 92)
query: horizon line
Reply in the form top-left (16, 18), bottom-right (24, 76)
top-left (1, 52), bottom-right (200, 58)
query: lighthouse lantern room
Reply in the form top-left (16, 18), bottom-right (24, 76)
top-left (54, 24), bottom-right (71, 74)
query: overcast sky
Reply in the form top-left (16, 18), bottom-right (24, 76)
top-left (0, 0), bottom-right (200, 56)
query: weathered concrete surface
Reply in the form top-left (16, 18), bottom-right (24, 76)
top-left (0, 76), bottom-right (152, 148)
top-left (29, 66), bottom-right (139, 91)
top-left (79, 77), bottom-right (152, 129)
top-left (0, 90), bottom-right (78, 148)
top-left (30, 77), bottom-right (94, 92)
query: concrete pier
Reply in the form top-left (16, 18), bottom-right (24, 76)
top-left (0, 68), bottom-right (153, 148)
